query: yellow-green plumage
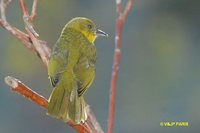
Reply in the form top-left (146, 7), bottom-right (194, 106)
top-left (47, 17), bottom-right (107, 124)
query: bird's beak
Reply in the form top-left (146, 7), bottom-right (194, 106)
top-left (96, 29), bottom-right (108, 37)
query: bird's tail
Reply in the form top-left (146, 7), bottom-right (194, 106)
top-left (47, 79), bottom-right (87, 124)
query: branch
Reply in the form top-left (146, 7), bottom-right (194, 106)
top-left (4, 76), bottom-right (103, 133)
top-left (1, 0), bottom-right (104, 132)
top-left (0, 0), bottom-right (50, 67)
top-left (0, 0), bottom-right (34, 50)
top-left (107, 0), bottom-right (134, 133)
top-left (19, 0), bottom-right (50, 66)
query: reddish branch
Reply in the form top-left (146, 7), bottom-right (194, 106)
top-left (0, 0), bottom-right (103, 133)
top-left (4, 76), bottom-right (103, 133)
top-left (107, 0), bottom-right (134, 133)
top-left (5, 76), bottom-right (48, 108)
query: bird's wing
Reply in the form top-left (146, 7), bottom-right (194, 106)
top-left (48, 38), bottom-right (81, 88)
top-left (48, 50), bottom-right (69, 87)
top-left (77, 74), bottom-right (95, 97)
top-left (74, 55), bottom-right (96, 97)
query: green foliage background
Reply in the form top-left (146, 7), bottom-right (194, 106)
top-left (1, 0), bottom-right (200, 133)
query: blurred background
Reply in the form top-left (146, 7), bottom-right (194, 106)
top-left (1, 0), bottom-right (200, 133)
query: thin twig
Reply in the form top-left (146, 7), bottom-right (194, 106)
top-left (122, 0), bottom-right (134, 24)
top-left (107, 0), bottom-right (134, 133)
top-left (19, 0), bottom-right (28, 16)
top-left (0, 0), bottom-right (34, 50)
top-left (0, 0), bottom-right (9, 21)
top-left (19, 0), bottom-right (39, 37)
top-left (26, 29), bottom-right (50, 67)
top-left (30, 0), bottom-right (37, 21)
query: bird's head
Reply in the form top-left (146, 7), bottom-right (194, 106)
top-left (65, 17), bottom-right (108, 43)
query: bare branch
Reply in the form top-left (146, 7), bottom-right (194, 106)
top-left (18, 0), bottom-right (50, 66)
top-left (0, 0), bottom-right (10, 21)
top-left (19, 0), bottom-right (28, 16)
top-left (26, 29), bottom-right (50, 67)
top-left (0, 0), bottom-right (49, 65)
top-left (30, 0), bottom-right (37, 21)
top-left (0, 0), bottom-right (35, 52)
top-left (24, 16), bottom-right (39, 37)
top-left (115, 0), bottom-right (122, 17)
top-left (4, 76), bottom-right (104, 133)
top-left (5, 76), bottom-right (48, 108)
top-left (107, 0), bottom-right (134, 133)
top-left (122, 0), bottom-right (134, 24)
top-left (19, 0), bottom-right (39, 37)
top-left (0, 19), bottom-right (33, 48)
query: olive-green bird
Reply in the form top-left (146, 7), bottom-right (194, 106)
top-left (47, 17), bottom-right (108, 124)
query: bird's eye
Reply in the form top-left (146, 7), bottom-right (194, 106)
top-left (87, 24), bottom-right (93, 30)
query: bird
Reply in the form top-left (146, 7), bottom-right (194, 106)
top-left (47, 17), bottom-right (108, 124)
